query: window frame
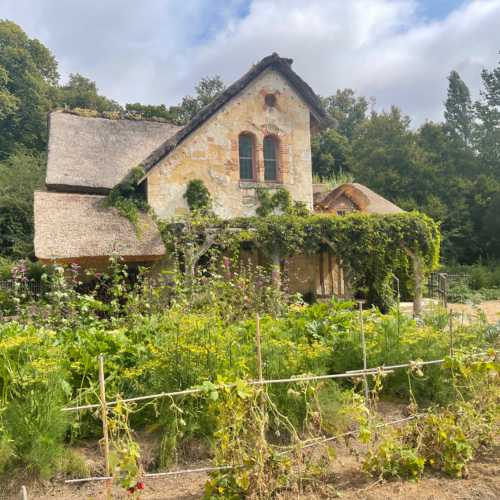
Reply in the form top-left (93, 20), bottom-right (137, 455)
top-left (263, 134), bottom-right (279, 182)
top-left (238, 132), bottom-right (256, 181)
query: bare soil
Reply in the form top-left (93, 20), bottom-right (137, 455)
top-left (401, 298), bottom-right (500, 324)
top-left (449, 299), bottom-right (500, 324)
top-left (6, 444), bottom-right (498, 499)
top-left (5, 400), bottom-right (499, 500)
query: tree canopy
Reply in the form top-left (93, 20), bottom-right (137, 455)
top-left (0, 18), bottom-right (499, 266)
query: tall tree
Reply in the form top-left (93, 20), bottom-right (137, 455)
top-left (0, 20), bottom-right (59, 158)
top-left (0, 150), bottom-right (45, 258)
top-left (173, 75), bottom-right (225, 124)
top-left (474, 57), bottom-right (500, 175)
top-left (444, 70), bottom-right (473, 144)
top-left (58, 73), bottom-right (121, 112)
top-left (351, 107), bottom-right (421, 200)
top-left (0, 65), bottom-right (18, 119)
top-left (323, 89), bottom-right (368, 140)
top-left (311, 128), bottom-right (352, 180)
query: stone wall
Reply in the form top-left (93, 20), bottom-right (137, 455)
top-left (146, 68), bottom-right (314, 219)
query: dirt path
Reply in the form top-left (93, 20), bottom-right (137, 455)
top-left (449, 299), bottom-right (500, 324)
top-left (9, 445), bottom-right (499, 500)
top-left (401, 298), bottom-right (500, 324)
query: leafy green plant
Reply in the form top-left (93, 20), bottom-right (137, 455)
top-left (5, 374), bottom-right (71, 479)
top-left (184, 179), bottom-right (212, 213)
top-left (256, 187), bottom-right (309, 217)
top-left (105, 166), bottom-right (148, 229)
top-left (364, 435), bottom-right (425, 480)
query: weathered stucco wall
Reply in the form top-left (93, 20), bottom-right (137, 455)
top-left (147, 68), bottom-right (313, 219)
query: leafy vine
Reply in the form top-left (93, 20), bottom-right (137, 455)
top-left (105, 167), bottom-right (148, 232)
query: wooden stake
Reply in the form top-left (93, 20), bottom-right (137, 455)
top-left (359, 302), bottom-right (369, 403)
top-left (255, 314), bottom-right (263, 382)
top-left (448, 311), bottom-right (454, 357)
top-left (98, 354), bottom-right (111, 477)
top-left (394, 276), bottom-right (401, 340)
top-left (20, 485), bottom-right (28, 500)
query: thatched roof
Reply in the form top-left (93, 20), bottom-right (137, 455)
top-left (314, 183), bottom-right (403, 214)
top-left (141, 53), bottom-right (334, 176)
top-left (34, 191), bottom-right (165, 262)
top-left (46, 111), bottom-right (181, 193)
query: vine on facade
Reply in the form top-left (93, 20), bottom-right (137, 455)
top-left (105, 166), bottom-right (148, 230)
top-left (183, 179), bottom-right (212, 213)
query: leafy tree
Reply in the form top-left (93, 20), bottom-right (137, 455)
top-left (474, 56), bottom-right (500, 175)
top-left (0, 20), bottom-right (59, 158)
top-left (481, 191), bottom-right (500, 257)
top-left (444, 70), bottom-right (473, 144)
top-left (0, 150), bottom-right (45, 258)
top-left (125, 103), bottom-right (176, 121)
top-left (0, 65), bottom-right (18, 119)
top-left (323, 89), bottom-right (368, 140)
top-left (173, 75), bottom-right (225, 124)
top-left (351, 107), bottom-right (421, 201)
top-left (57, 73), bottom-right (121, 112)
top-left (311, 128), bottom-right (352, 180)
top-left (127, 76), bottom-right (225, 126)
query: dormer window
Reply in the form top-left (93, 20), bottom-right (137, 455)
top-left (263, 135), bottom-right (278, 181)
top-left (239, 133), bottom-right (255, 180)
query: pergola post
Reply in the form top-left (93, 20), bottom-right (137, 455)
top-left (271, 251), bottom-right (281, 288)
top-left (406, 249), bottom-right (424, 317)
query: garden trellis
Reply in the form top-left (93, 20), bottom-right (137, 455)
top-left (60, 311), bottom-right (496, 487)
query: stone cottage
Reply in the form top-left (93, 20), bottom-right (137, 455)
top-left (34, 53), bottom-right (402, 298)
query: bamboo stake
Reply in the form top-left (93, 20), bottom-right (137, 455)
top-left (359, 302), bottom-right (369, 402)
top-left (394, 276), bottom-right (401, 340)
top-left (255, 313), bottom-right (263, 382)
top-left (449, 310), bottom-right (454, 357)
top-left (20, 486), bottom-right (28, 500)
top-left (98, 354), bottom-right (111, 477)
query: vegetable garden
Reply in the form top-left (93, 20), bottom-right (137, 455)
top-left (0, 251), bottom-right (498, 499)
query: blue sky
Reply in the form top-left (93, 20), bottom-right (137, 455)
top-left (419, 0), bottom-right (467, 20)
top-left (1, 0), bottom-right (499, 125)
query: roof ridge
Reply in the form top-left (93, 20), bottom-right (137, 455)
top-left (54, 108), bottom-right (181, 126)
top-left (139, 53), bottom-right (334, 176)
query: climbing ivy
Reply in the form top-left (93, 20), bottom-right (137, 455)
top-left (183, 179), bottom-right (212, 213)
top-left (229, 211), bottom-right (440, 308)
top-left (255, 187), bottom-right (309, 217)
top-left (105, 166), bottom-right (148, 230)
top-left (158, 209), bottom-right (440, 310)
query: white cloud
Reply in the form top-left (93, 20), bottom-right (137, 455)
top-left (1, 0), bottom-right (500, 125)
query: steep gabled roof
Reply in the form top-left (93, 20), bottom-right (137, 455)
top-left (314, 183), bottom-right (403, 215)
top-left (34, 191), bottom-right (165, 261)
top-left (140, 53), bottom-right (333, 176)
top-left (46, 111), bottom-right (181, 193)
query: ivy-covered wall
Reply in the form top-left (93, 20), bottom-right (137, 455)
top-left (160, 210), bottom-right (440, 310)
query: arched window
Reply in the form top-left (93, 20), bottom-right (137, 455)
top-left (263, 135), bottom-right (278, 181)
top-left (239, 133), bottom-right (255, 180)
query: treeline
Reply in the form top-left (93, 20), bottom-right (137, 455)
top-left (1, 19), bottom-right (499, 263)
top-left (0, 20), bottom-right (224, 259)
top-left (312, 67), bottom-right (500, 263)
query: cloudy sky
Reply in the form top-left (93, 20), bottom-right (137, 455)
top-left (2, 0), bottom-right (500, 125)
